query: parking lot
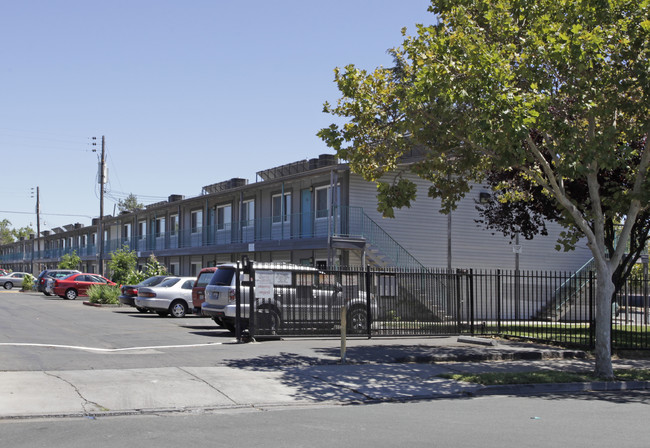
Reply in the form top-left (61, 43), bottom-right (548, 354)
top-left (0, 289), bottom-right (239, 372)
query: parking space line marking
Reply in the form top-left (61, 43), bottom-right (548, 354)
top-left (0, 342), bottom-right (224, 352)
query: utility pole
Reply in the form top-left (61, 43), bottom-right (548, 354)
top-left (34, 186), bottom-right (40, 274)
top-left (99, 136), bottom-right (106, 276)
top-left (93, 136), bottom-right (107, 276)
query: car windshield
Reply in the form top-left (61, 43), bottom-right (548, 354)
top-left (159, 278), bottom-right (180, 287)
top-left (208, 268), bottom-right (235, 286)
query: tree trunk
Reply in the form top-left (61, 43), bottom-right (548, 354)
top-left (593, 260), bottom-right (615, 379)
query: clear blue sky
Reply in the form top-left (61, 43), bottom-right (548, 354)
top-left (0, 0), bottom-right (434, 232)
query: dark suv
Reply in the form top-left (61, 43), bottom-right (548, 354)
top-left (36, 269), bottom-right (81, 295)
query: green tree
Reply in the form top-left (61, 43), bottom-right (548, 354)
top-left (0, 219), bottom-right (15, 245)
top-left (12, 226), bottom-right (35, 241)
top-left (107, 245), bottom-right (138, 285)
top-left (319, 0), bottom-right (650, 379)
top-left (117, 193), bottom-right (144, 214)
top-left (142, 254), bottom-right (167, 278)
top-left (58, 251), bottom-right (81, 270)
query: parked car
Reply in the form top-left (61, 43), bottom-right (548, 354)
top-left (52, 273), bottom-right (116, 300)
top-left (192, 267), bottom-right (219, 316)
top-left (0, 272), bottom-right (29, 290)
top-left (0, 269), bottom-right (8, 276)
top-left (35, 269), bottom-right (81, 296)
top-left (201, 262), bottom-right (375, 334)
top-left (118, 275), bottom-right (172, 312)
top-left (134, 276), bottom-right (196, 318)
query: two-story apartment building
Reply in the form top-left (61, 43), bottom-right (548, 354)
top-left (0, 154), bottom-right (592, 277)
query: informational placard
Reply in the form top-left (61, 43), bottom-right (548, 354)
top-left (255, 270), bottom-right (274, 299)
top-left (273, 271), bottom-right (292, 286)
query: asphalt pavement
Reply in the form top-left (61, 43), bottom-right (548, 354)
top-left (2, 330), bottom-right (650, 420)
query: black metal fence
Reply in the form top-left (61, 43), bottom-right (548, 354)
top-left (239, 264), bottom-right (650, 350)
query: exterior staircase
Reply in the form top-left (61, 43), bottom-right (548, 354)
top-left (534, 258), bottom-right (595, 321)
top-left (337, 206), bottom-right (452, 321)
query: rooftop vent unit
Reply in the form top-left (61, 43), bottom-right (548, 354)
top-left (257, 154), bottom-right (338, 181)
top-left (202, 178), bottom-right (248, 195)
top-left (146, 201), bottom-right (168, 209)
top-left (168, 194), bottom-right (185, 202)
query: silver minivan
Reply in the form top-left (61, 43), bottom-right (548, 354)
top-left (201, 263), bottom-right (373, 334)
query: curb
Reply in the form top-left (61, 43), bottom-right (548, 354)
top-left (394, 349), bottom-right (588, 364)
top-left (474, 380), bottom-right (650, 396)
top-left (82, 301), bottom-right (123, 308)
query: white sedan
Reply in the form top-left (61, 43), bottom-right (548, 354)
top-left (134, 276), bottom-right (195, 318)
top-left (1, 272), bottom-right (29, 290)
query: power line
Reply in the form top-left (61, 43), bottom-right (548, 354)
top-left (0, 210), bottom-right (93, 218)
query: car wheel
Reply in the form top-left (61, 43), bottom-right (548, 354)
top-left (156, 311), bottom-right (169, 317)
top-left (212, 316), bottom-right (224, 327)
top-left (258, 308), bottom-right (281, 335)
top-left (64, 289), bottom-right (78, 300)
top-left (44, 292), bottom-right (51, 296)
top-left (136, 306), bottom-right (149, 313)
top-left (347, 307), bottom-right (368, 334)
top-left (224, 322), bottom-right (236, 333)
top-left (169, 300), bottom-right (188, 318)
top-left (3, 282), bottom-right (13, 290)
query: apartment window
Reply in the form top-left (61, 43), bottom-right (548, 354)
top-left (315, 185), bottom-right (340, 219)
top-left (170, 214), bottom-right (179, 235)
top-left (242, 200), bottom-right (254, 227)
top-left (217, 204), bottom-right (231, 231)
top-left (191, 210), bottom-right (203, 233)
top-left (272, 193), bottom-right (291, 223)
top-left (155, 217), bottom-right (165, 237)
top-left (80, 235), bottom-right (87, 247)
top-left (138, 220), bottom-right (146, 239)
top-left (123, 223), bottom-right (131, 239)
top-left (91, 233), bottom-right (96, 245)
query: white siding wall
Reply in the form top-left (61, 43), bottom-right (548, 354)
top-left (348, 173), bottom-right (592, 272)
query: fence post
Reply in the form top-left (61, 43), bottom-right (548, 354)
top-left (469, 269), bottom-right (475, 335)
top-left (365, 265), bottom-right (372, 339)
top-left (235, 260), bottom-right (242, 343)
top-left (589, 270), bottom-right (594, 349)
top-left (455, 269), bottom-right (462, 333)
top-left (643, 255), bottom-right (648, 326)
top-left (341, 305), bottom-right (347, 363)
top-left (496, 269), bottom-right (501, 334)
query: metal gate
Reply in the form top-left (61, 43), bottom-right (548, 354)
top-left (233, 263), bottom-right (650, 350)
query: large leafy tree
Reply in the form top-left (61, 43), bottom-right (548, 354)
top-left (0, 219), bottom-right (35, 245)
top-left (319, 0), bottom-right (650, 378)
top-left (0, 219), bottom-right (13, 245)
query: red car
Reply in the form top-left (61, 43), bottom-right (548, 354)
top-left (192, 267), bottom-right (219, 315)
top-left (53, 273), bottom-right (116, 300)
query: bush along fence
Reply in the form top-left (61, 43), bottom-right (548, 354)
top-left (235, 264), bottom-right (650, 350)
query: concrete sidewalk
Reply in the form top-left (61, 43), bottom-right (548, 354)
top-left (1, 336), bottom-right (649, 419)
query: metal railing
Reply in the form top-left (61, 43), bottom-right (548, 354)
top-left (1, 207), bottom-right (425, 269)
top-left (235, 265), bottom-right (649, 350)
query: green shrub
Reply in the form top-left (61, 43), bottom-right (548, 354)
top-left (22, 273), bottom-right (35, 291)
top-left (58, 251), bottom-right (81, 270)
top-left (107, 245), bottom-right (138, 286)
top-left (87, 284), bottom-right (121, 305)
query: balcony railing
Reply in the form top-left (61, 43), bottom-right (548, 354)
top-left (0, 206), bottom-right (423, 268)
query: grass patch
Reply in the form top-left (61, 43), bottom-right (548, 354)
top-left (437, 369), bottom-right (650, 385)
